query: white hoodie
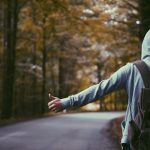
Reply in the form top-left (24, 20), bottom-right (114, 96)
top-left (61, 30), bottom-right (150, 144)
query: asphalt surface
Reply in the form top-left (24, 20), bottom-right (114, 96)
top-left (0, 112), bottom-right (124, 150)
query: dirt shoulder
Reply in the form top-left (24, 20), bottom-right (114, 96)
top-left (109, 116), bottom-right (124, 148)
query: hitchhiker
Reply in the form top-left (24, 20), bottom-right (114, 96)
top-left (48, 30), bottom-right (150, 150)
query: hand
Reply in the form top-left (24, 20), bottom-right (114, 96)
top-left (48, 93), bottom-right (63, 112)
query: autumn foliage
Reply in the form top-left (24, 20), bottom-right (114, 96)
top-left (0, 0), bottom-right (148, 119)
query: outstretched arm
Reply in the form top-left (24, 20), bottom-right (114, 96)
top-left (48, 63), bottom-right (130, 112)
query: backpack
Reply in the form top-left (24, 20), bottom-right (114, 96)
top-left (128, 60), bottom-right (150, 150)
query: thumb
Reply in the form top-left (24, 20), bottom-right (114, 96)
top-left (48, 93), bottom-right (56, 100)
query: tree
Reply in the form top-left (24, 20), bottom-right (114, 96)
top-left (2, 0), bottom-right (18, 119)
top-left (138, 0), bottom-right (150, 40)
top-left (0, 0), bottom-right (142, 118)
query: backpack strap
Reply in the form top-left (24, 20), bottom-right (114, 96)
top-left (134, 61), bottom-right (150, 88)
top-left (129, 61), bottom-right (150, 120)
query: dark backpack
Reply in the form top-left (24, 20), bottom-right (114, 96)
top-left (128, 61), bottom-right (150, 150)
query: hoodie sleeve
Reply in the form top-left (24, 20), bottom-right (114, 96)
top-left (61, 63), bottom-right (130, 109)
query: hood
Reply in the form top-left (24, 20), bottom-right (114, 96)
top-left (141, 30), bottom-right (150, 70)
top-left (141, 30), bottom-right (150, 60)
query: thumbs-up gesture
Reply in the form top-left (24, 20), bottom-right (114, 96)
top-left (48, 94), bottom-right (63, 112)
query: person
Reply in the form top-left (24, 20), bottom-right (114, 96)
top-left (48, 30), bottom-right (150, 150)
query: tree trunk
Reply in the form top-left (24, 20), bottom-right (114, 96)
top-left (32, 42), bottom-right (37, 115)
top-left (58, 36), bottom-right (68, 98)
top-left (138, 0), bottom-right (150, 40)
top-left (41, 23), bottom-right (46, 114)
top-left (96, 62), bottom-right (104, 111)
top-left (58, 55), bottom-right (65, 98)
top-left (2, 0), bottom-right (18, 119)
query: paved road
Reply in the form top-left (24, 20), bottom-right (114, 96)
top-left (0, 112), bottom-right (124, 150)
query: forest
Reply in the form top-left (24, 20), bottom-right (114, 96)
top-left (0, 0), bottom-right (149, 119)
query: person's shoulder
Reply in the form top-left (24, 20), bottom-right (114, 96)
top-left (121, 62), bottom-right (134, 71)
top-left (113, 62), bottom-right (135, 76)
top-left (126, 62), bottom-right (134, 68)
top-left (118, 62), bottom-right (135, 76)
top-left (122, 62), bottom-right (141, 76)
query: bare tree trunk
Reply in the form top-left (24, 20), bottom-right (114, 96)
top-left (138, 0), bottom-right (150, 40)
top-left (31, 1), bottom-right (38, 115)
top-left (110, 93), bottom-right (113, 110)
top-left (32, 42), bottom-right (37, 115)
top-left (41, 22), bottom-right (47, 114)
top-left (50, 56), bottom-right (57, 95)
top-left (96, 62), bottom-right (104, 111)
top-left (114, 92), bottom-right (117, 111)
top-left (58, 55), bottom-right (65, 98)
top-left (2, 0), bottom-right (18, 119)
top-left (58, 35), bottom-right (68, 98)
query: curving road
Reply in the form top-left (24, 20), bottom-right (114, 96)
top-left (0, 112), bottom-right (124, 150)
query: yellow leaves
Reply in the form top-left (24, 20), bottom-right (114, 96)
top-left (77, 73), bottom-right (91, 90)
top-left (49, 13), bottom-right (60, 20)
top-left (20, 19), bottom-right (32, 31)
top-left (19, 19), bottom-right (41, 34)
top-left (92, 5), bottom-right (102, 15)
top-left (20, 6), bottom-right (32, 15)
top-left (81, 103), bottom-right (100, 111)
